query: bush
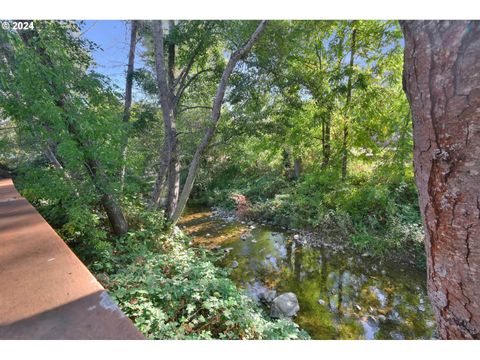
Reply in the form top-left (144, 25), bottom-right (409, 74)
top-left (195, 163), bottom-right (425, 264)
top-left (90, 223), bottom-right (309, 340)
top-left (16, 166), bottom-right (111, 260)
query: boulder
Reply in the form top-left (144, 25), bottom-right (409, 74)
top-left (259, 289), bottom-right (277, 304)
top-left (270, 292), bottom-right (300, 318)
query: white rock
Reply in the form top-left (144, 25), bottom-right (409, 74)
top-left (270, 293), bottom-right (300, 318)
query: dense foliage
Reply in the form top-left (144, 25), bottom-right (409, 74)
top-left (89, 212), bottom-right (308, 339)
top-left (0, 20), bottom-right (425, 339)
top-left (193, 20), bottom-right (424, 261)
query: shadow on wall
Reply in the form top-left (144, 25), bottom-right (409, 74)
top-left (0, 290), bottom-right (143, 340)
top-left (0, 178), bottom-right (143, 340)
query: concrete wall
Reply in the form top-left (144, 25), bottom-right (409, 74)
top-left (0, 179), bottom-right (144, 339)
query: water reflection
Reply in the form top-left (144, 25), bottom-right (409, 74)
top-left (179, 209), bottom-right (436, 340)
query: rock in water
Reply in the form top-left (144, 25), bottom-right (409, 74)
top-left (240, 232), bottom-right (251, 241)
top-left (270, 293), bottom-right (300, 318)
top-left (259, 289), bottom-right (277, 304)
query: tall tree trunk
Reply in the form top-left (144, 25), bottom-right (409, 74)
top-left (120, 20), bottom-right (138, 192)
top-left (401, 20), bottom-right (480, 339)
top-left (149, 135), bottom-right (169, 209)
top-left (149, 21), bottom-right (211, 214)
top-left (149, 21), bottom-right (176, 211)
top-left (321, 114), bottom-right (331, 169)
top-left (166, 130), bottom-right (180, 218)
top-left (341, 27), bottom-right (356, 181)
top-left (150, 20), bottom-right (181, 215)
top-left (165, 20), bottom-right (181, 218)
top-left (169, 20), bottom-right (268, 224)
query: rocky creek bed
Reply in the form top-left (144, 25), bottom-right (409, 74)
top-left (178, 207), bottom-right (438, 340)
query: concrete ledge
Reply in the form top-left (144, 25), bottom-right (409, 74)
top-left (0, 179), bottom-right (144, 339)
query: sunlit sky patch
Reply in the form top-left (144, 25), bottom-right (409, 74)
top-left (79, 20), bottom-right (146, 95)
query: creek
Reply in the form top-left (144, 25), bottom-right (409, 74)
top-left (179, 208), bottom-right (437, 340)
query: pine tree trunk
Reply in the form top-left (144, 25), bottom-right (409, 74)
top-left (401, 20), bottom-right (480, 339)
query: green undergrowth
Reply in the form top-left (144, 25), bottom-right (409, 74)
top-left (196, 167), bottom-right (425, 267)
top-left (16, 171), bottom-right (309, 339)
top-left (86, 211), bottom-right (309, 340)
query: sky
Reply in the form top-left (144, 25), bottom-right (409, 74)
top-left (77, 20), bottom-right (403, 99)
top-left (79, 20), bottom-right (145, 94)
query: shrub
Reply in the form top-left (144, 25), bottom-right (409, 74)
top-left (90, 226), bottom-right (309, 340)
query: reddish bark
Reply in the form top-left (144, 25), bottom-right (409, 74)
top-left (401, 20), bottom-right (480, 339)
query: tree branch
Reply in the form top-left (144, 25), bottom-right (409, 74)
top-left (177, 105), bottom-right (213, 114)
top-left (174, 68), bottom-right (215, 109)
top-left (170, 20), bottom-right (268, 224)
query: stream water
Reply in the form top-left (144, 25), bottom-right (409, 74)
top-left (179, 208), bottom-right (437, 340)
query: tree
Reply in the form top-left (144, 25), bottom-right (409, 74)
top-left (341, 25), bottom-right (356, 181)
top-left (120, 20), bottom-right (138, 191)
top-left (169, 20), bottom-right (268, 224)
top-left (401, 20), bottom-right (480, 339)
top-left (149, 20), bottom-right (268, 224)
top-left (147, 20), bottom-right (216, 216)
top-left (0, 22), bottom-right (129, 236)
top-left (149, 20), bottom-right (177, 216)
